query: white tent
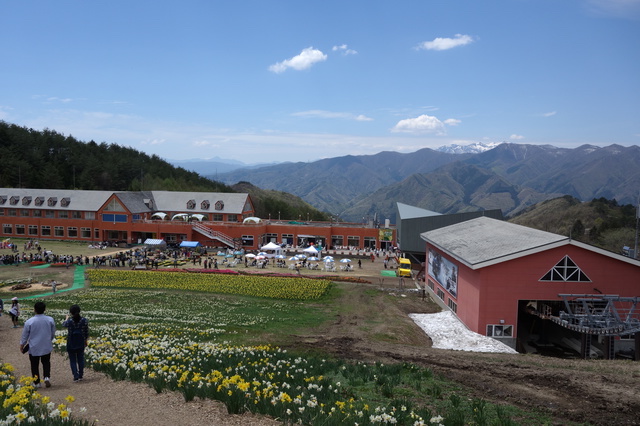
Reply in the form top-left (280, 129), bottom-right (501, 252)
top-left (151, 212), bottom-right (167, 220)
top-left (243, 217), bottom-right (262, 224)
top-left (143, 238), bottom-right (166, 247)
top-left (259, 242), bottom-right (282, 258)
top-left (303, 245), bottom-right (319, 255)
top-left (171, 213), bottom-right (190, 221)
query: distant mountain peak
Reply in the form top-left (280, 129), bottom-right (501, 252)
top-left (437, 141), bottom-right (503, 154)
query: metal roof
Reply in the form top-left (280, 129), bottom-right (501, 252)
top-left (0, 188), bottom-right (113, 211)
top-left (420, 216), bottom-right (569, 269)
top-left (148, 191), bottom-right (249, 214)
top-left (396, 202), bottom-right (441, 220)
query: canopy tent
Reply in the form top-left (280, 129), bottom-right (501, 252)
top-left (243, 217), bottom-right (262, 224)
top-left (259, 241), bottom-right (282, 258)
top-left (143, 238), bottom-right (166, 246)
top-left (150, 212), bottom-right (168, 220)
top-left (191, 214), bottom-right (207, 221)
top-left (179, 241), bottom-right (201, 248)
top-left (302, 245), bottom-right (320, 256)
top-left (171, 213), bottom-right (190, 221)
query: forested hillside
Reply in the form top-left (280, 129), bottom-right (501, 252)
top-left (0, 121), bottom-right (329, 220)
top-left (509, 196), bottom-right (639, 255)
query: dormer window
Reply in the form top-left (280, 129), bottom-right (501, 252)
top-left (10, 196), bottom-right (19, 205)
top-left (215, 200), bottom-right (224, 211)
top-left (35, 196), bottom-right (44, 206)
top-left (60, 197), bottom-right (70, 207)
top-left (47, 197), bottom-right (57, 207)
top-left (22, 196), bottom-right (32, 206)
top-left (0, 196), bottom-right (7, 205)
top-left (201, 200), bottom-right (210, 210)
top-left (186, 199), bottom-right (196, 209)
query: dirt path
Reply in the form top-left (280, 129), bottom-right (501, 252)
top-left (0, 316), bottom-right (277, 425)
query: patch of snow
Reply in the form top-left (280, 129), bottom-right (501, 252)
top-left (436, 141), bottom-right (502, 154)
top-left (409, 311), bottom-right (517, 354)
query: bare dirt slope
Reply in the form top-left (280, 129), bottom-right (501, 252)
top-left (293, 283), bottom-right (640, 426)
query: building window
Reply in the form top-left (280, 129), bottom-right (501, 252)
top-left (242, 235), bottom-right (254, 246)
top-left (54, 226), bottom-right (64, 237)
top-left (67, 227), bottom-right (78, 238)
top-left (60, 197), bottom-right (70, 207)
top-left (85, 212), bottom-right (95, 220)
top-left (201, 200), bottom-right (210, 210)
top-left (45, 210), bottom-right (55, 218)
top-left (227, 214), bottom-right (238, 222)
top-left (20, 209), bottom-right (29, 217)
top-left (102, 214), bottom-right (128, 223)
top-left (104, 199), bottom-right (125, 212)
top-left (264, 233), bottom-right (278, 243)
top-left (282, 234), bottom-right (293, 246)
top-left (34, 196), bottom-right (44, 206)
top-left (29, 225), bottom-right (38, 236)
top-left (58, 211), bottom-right (69, 219)
top-left (186, 199), bottom-right (196, 209)
top-left (81, 227), bottom-right (91, 238)
top-left (8, 209), bottom-right (17, 217)
top-left (428, 280), bottom-right (435, 291)
top-left (486, 325), bottom-right (513, 338)
top-left (0, 209), bottom-right (4, 216)
top-left (215, 200), bottom-right (224, 210)
top-left (3, 224), bottom-right (12, 234)
top-left (9, 196), bottom-right (19, 205)
top-left (436, 288), bottom-right (445, 300)
top-left (32, 210), bottom-right (41, 217)
top-left (364, 237), bottom-right (376, 248)
top-left (447, 299), bottom-right (457, 313)
top-left (72, 211), bottom-right (82, 219)
top-left (41, 226), bottom-right (51, 236)
top-left (15, 225), bottom-right (25, 235)
top-left (21, 196), bottom-right (32, 206)
top-left (347, 236), bottom-right (360, 248)
top-left (540, 255), bottom-right (591, 282)
top-left (331, 235), bottom-right (344, 248)
top-left (94, 228), bottom-right (100, 239)
top-left (47, 197), bottom-right (57, 206)
top-left (212, 214), bottom-right (223, 221)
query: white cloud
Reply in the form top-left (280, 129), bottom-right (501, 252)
top-left (391, 114), bottom-right (445, 134)
top-left (541, 111), bottom-right (557, 117)
top-left (269, 47), bottom-right (328, 73)
top-left (444, 118), bottom-right (462, 126)
top-left (332, 44), bottom-right (358, 55)
top-left (416, 34), bottom-right (474, 51)
top-left (292, 110), bottom-right (373, 121)
top-left (510, 134), bottom-right (525, 140)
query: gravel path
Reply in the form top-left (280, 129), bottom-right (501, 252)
top-left (0, 315), bottom-right (277, 425)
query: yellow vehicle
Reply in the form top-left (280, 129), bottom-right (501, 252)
top-left (397, 258), bottom-right (412, 277)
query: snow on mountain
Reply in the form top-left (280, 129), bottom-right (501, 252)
top-left (436, 142), bottom-right (503, 154)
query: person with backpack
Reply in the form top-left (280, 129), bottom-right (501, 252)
top-left (62, 304), bottom-right (89, 382)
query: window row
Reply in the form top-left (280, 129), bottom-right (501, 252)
top-left (2, 224), bottom-right (99, 239)
top-left (0, 209), bottom-right (95, 219)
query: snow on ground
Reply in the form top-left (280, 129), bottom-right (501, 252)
top-left (410, 311), bottom-right (517, 354)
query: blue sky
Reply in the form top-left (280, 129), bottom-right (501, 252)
top-left (1, 0), bottom-right (639, 164)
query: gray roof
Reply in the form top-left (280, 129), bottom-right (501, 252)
top-left (149, 191), bottom-right (249, 214)
top-left (396, 202), bottom-right (441, 220)
top-left (420, 216), bottom-right (569, 269)
top-left (0, 188), bottom-right (113, 211)
top-left (0, 188), bottom-right (251, 215)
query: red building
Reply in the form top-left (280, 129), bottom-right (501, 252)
top-left (0, 188), bottom-right (394, 251)
top-left (421, 216), bottom-right (640, 359)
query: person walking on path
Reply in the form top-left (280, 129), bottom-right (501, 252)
top-left (62, 304), bottom-right (89, 382)
top-left (9, 297), bottom-right (20, 327)
top-left (19, 301), bottom-right (56, 388)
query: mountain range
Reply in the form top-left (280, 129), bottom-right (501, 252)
top-left (213, 143), bottom-right (640, 222)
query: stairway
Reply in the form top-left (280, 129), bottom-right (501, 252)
top-left (192, 223), bottom-right (235, 247)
